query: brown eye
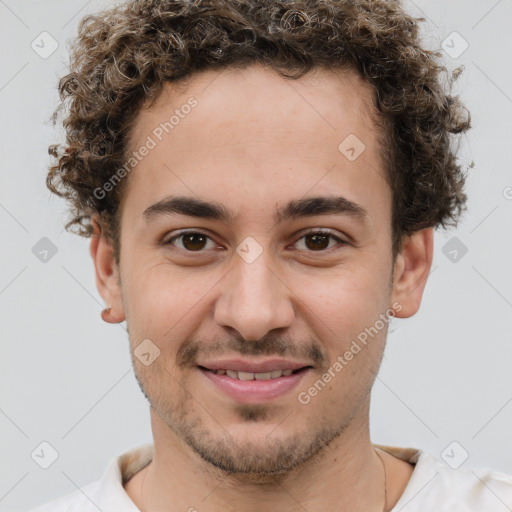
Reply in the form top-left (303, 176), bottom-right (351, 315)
top-left (181, 233), bottom-right (208, 251)
top-left (166, 231), bottom-right (216, 252)
top-left (304, 232), bottom-right (331, 250)
top-left (294, 230), bottom-right (346, 252)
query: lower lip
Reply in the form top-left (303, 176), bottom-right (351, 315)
top-left (199, 368), bottom-right (310, 403)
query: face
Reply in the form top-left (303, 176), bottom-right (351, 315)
top-left (92, 64), bottom-right (432, 476)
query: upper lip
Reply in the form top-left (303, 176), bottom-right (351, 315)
top-left (198, 358), bottom-right (313, 373)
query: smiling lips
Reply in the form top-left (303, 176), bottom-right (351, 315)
top-left (198, 358), bottom-right (312, 403)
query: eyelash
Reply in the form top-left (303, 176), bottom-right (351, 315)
top-left (163, 229), bottom-right (348, 254)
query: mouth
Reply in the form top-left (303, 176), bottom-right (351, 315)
top-left (197, 359), bottom-right (313, 403)
top-left (198, 367), bottom-right (307, 380)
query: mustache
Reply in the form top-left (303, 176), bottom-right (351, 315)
top-left (176, 333), bottom-right (328, 368)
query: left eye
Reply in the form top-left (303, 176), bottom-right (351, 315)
top-left (294, 230), bottom-right (345, 251)
top-left (164, 230), bottom-right (345, 253)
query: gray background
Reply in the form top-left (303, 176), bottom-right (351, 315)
top-left (1, 0), bottom-right (511, 510)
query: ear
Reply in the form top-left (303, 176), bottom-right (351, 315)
top-left (390, 227), bottom-right (434, 318)
top-left (89, 214), bottom-right (125, 323)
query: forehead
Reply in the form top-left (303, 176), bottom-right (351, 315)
top-left (128, 64), bottom-right (378, 151)
top-left (121, 64), bottom-right (388, 225)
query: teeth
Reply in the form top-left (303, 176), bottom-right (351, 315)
top-left (255, 372), bottom-right (272, 380)
top-left (214, 369), bottom-right (297, 380)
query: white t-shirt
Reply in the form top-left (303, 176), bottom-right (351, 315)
top-left (23, 444), bottom-right (512, 511)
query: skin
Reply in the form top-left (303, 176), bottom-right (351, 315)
top-left (90, 63), bottom-right (433, 511)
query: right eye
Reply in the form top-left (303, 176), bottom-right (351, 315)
top-left (163, 230), bottom-right (219, 253)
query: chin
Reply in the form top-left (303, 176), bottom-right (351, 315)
top-left (177, 412), bottom-right (347, 478)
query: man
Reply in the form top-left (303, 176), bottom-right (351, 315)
top-left (30, 0), bottom-right (511, 510)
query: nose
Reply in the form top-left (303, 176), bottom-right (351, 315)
top-left (213, 250), bottom-right (295, 342)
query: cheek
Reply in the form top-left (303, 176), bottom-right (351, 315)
top-left (293, 263), bottom-right (389, 333)
top-left (123, 263), bottom-right (219, 342)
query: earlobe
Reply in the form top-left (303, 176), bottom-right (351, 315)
top-left (89, 215), bottom-right (125, 324)
top-left (390, 227), bottom-right (434, 318)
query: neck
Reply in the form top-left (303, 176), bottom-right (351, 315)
top-left (135, 400), bottom-right (387, 512)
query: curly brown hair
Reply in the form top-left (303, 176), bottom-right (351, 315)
top-left (47, 0), bottom-right (471, 264)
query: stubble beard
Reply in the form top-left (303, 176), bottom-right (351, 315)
top-left (136, 370), bottom-right (358, 483)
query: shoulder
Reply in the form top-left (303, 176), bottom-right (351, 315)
top-left (22, 443), bottom-right (153, 512)
top-left (431, 457), bottom-right (512, 510)
top-left (23, 480), bottom-right (103, 512)
top-left (391, 449), bottom-right (512, 512)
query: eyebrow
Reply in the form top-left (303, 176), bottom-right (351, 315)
top-left (142, 195), bottom-right (368, 225)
